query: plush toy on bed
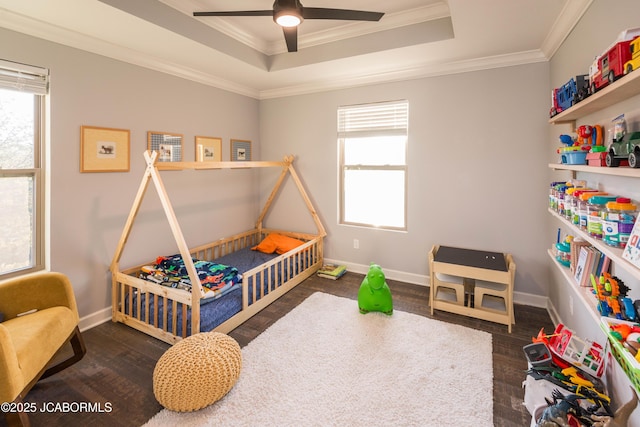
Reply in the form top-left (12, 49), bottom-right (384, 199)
top-left (358, 263), bottom-right (393, 315)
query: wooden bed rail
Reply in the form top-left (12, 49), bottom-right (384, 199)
top-left (112, 229), bottom-right (323, 344)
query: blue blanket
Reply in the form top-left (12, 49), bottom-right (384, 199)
top-left (129, 247), bottom-right (286, 335)
top-left (144, 254), bottom-right (242, 300)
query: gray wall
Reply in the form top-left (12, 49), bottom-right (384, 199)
top-left (0, 28), bottom-right (260, 324)
top-left (260, 63), bottom-right (551, 299)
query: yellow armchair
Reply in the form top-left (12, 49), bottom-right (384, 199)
top-left (0, 272), bottom-right (86, 427)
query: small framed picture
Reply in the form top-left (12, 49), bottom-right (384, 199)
top-left (148, 131), bottom-right (183, 162)
top-left (231, 139), bottom-right (251, 161)
top-left (195, 136), bottom-right (222, 162)
top-left (80, 126), bottom-right (130, 172)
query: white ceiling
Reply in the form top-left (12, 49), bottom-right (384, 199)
top-left (0, 0), bottom-right (593, 99)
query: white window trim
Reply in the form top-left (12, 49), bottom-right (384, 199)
top-left (338, 100), bottom-right (409, 231)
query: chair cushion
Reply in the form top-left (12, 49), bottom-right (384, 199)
top-left (2, 306), bottom-right (77, 388)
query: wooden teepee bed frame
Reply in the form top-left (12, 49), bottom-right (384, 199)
top-left (110, 151), bottom-right (326, 344)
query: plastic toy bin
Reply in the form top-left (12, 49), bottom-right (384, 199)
top-left (548, 324), bottom-right (604, 378)
top-left (560, 150), bottom-right (588, 165)
top-left (600, 317), bottom-right (640, 394)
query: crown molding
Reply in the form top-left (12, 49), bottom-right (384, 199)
top-left (258, 50), bottom-right (549, 99)
top-left (162, 0), bottom-right (272, 53)
top-left (0, 7), bottom-right (259, 98)
top-left (540, 0), bottom-right (593, 59)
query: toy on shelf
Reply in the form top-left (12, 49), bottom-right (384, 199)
top-left (549, 75), bottom-right (589, 118)
top-left (357, 263), bottom-right (393, 315)
top-left (550, 29), bottom-right (640, 117)
top-left (584, 124), bottom-right (607, 166)
top-left (606, 130), bottom-right (640, 168)
top-left (590, 29), bottom-right (640, 93)
top-left (557, 132), bottom-right (591, 165)
top-left (591, 273), bottom-right (635, 321)
top-left (554, 235), bottom-right (572, 267)
top-left (624, 36), bottom-right (640, 75)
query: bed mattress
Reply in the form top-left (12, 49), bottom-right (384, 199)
top-left (127, 247), bottom-right (292, 335)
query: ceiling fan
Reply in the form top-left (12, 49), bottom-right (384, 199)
top-left (193, 0), bottom-right (385, 52)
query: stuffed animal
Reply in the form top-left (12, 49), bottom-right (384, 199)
top-left (358, 263), bottom-right (393, 315)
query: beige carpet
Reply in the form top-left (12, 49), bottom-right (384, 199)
top-left (145, 292), bottom-right (493, 426)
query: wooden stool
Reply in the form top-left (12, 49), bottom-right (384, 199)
top-left (431, 273), bottom-right (475, 309)
top-left (473, 254), bottom-right (515, 332)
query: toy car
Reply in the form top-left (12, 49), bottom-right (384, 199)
top-left (624, 36), bottom-right (640, 74)
top-left (606, 131), bottom-right (640, 167)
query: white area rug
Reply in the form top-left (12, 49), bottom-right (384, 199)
top-left (145, 292), bottom-right (493, 427)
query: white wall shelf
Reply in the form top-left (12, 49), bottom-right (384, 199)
top-left (549, 163), bottom-right (640, 178)
top-left (547, 249), bottom-right (600, 324)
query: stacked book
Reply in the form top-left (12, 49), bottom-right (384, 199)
top-left (573, 244), bottom-right (610, 287)
top-left (317, 264), bottom-right (347, 280)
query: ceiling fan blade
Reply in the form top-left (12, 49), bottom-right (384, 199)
top-left (282, 26), bottom-right (298, 52)
top-left (194, 10), bottom-right (273, 17)
top-left (302, 8), bottom-right (384, 21)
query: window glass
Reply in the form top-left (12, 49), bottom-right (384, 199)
top-left (0, 89), bottom-right (35, 168)
top-left (0, 176), bottom-right (35, 273)
top-left (343, 169), bottom-right (405, 228)
top-left (343, 136), bottom-right (406, 166)
top-left (0, 85), bottom-right (44, 277)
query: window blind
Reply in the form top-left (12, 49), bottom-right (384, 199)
top-left (0, 59), bottom-right (49, 95)
top-left (338, 100), bottom-right (408, 138)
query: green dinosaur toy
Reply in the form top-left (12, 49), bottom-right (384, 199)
top-left (358, 263), bottom-right (393, 315)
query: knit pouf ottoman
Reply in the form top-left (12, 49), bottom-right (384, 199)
top-left (153, 332), bottom-right (242, 412)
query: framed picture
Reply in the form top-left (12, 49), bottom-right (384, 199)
top-left (195, 136), bottom-right (222, 162)
top-left (231, 139), bottom-right (252, 161)
top-left (80, 126), bottom-right (130, 172)
top-left (148, 131), bottom-right (183, 162)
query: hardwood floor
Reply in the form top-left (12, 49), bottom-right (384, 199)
top-left (4, 273), bottom-right (554, 427)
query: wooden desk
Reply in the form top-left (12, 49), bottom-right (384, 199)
top-left (428, 245), bottom-right (515, 332)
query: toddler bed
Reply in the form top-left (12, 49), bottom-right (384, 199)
top-left (111, 152), bottom-right (325, 344)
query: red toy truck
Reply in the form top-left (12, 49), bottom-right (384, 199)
top-left (590, 28), bottom-right (640, 93)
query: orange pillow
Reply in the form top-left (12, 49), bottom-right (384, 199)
top-left (252, 233), bottom-right (305, 254)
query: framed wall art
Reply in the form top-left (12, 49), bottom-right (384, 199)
top-left (80, 125), bottom-right (130, 173)
top-left (231, 139), bottom-right (252, 162)
top-left (148, 131), bottom-right (183, 162)
top-left (195, 136), bottom-right (222, 162)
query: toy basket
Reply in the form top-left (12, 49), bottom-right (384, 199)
top-left (548, 323), bottom-right (605, 378)
top-left (559, 147), bottom-right (588, 165)
top-left (600, 317), bottom-right (640, 394)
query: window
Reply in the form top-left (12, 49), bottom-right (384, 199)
top-left (0, 60), bottom-right (48, 278)
top-left (338, 100), bottom-right (408, 230)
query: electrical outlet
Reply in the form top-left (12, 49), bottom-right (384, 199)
top-left (353, 239), bottom-right (359, 249)
top-left (569, 295), bottom-right (574, 316)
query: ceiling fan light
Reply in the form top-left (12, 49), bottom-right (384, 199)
top-left (274, 12), bottom-right (302, 27)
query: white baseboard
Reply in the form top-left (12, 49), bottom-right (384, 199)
top-left (325, 259), bottom-right (428, 286)
top-left (79, 306), bottom-right (112, 332)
